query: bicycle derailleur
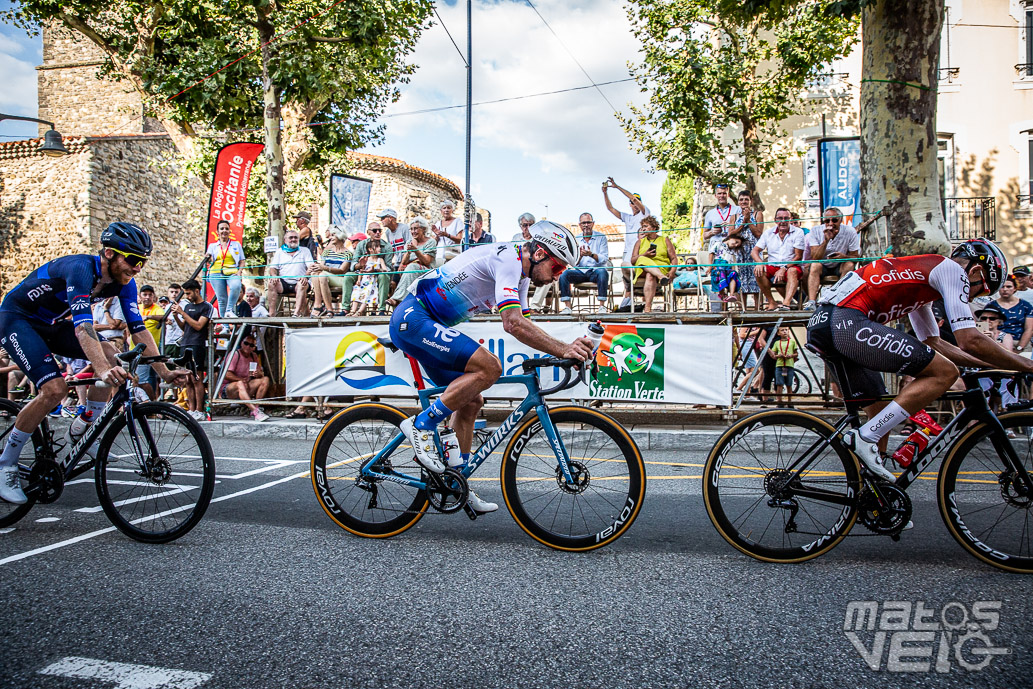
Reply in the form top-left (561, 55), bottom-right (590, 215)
top-left (858, 484), bottom-right (912, 539)
top-left (764, 470), bottom-right (800, 533)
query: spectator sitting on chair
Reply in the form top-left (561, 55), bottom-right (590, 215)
top-left (602, 177), bottom-right (650, 309)
top-left (990, 276), bottom-right (1033, 353)
top-left (432, 200), bottom-right (462, 264)
top-left (223, 335), bottom-right (270, 422)
top-left (387, 217), bottom-right (437, 307)
top-left (510, 212), bottom-right (535, 243)
top-left (341, 224), bottom-right (393, 315)
top-left (309, 224), bottom-right (352, 317)
top-left (1012, 265), bottom-right (1033, 304)
top-left (802, 207), bottom-right (860, 310)
top-left (558, 212), bottom-right (610, 314)
top-left (712, 234), bottom-right (746, 310)
top-left (266, 229), bottom-right (314, 317)
top-left (672, 257), bottom-right (701, 290)
top-left (630, 216), bottom-right (676, 313)
top-left (346, 238), bottom-right (388, 317)
top-left (752, 208), bottom-right (805, 311)
top-left (462, 212), bottom-right (494, 251)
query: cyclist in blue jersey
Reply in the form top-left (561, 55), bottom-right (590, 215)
top-left (0, 222), bottom-right (191, 503)
top-left (390, 220), bottom-right (594, 514)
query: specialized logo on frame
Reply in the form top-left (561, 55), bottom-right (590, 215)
top-left (843, 600), bottom-right (1010, 673)
top-left (589, 325), bottom-right (664, 401)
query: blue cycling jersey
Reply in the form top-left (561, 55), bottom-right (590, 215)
top-left (0, 254), bottom-right (145, 334)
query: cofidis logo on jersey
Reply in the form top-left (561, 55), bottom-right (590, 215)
top-left (589, 325), bottom-right (665, 400)
top-left (334, 331), bottom-right (409, 390)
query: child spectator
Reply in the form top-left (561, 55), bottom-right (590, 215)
top-left (769, 326), bottom-right (798, 407)
top-left (347, 238), bottom-right (388, 316)
top-left (713, 235), bottom-right (746, 310)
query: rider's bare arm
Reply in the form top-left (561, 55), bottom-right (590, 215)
top-left (952, 328), bottom-right (1033, 373)
top-left (75, 322), bottom-right (123, 384)
top-left (500, 308), bottom-right (593, 361)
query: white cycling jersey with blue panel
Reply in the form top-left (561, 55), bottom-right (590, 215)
top-left (410, 243), bottom-right (530, 327)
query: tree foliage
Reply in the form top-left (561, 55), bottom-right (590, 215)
top-left (660, 173), bottom-right (696, 251)
top-left (620, 0), bottom-right (858, 202)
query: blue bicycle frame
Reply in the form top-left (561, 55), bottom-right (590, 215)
top-left (358, 372), bottom-right (576, 490)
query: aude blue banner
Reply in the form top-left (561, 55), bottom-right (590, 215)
top-left (819, 137), bottom-right (861, 225)
top-left (329, 173), bottom-right (373, 237)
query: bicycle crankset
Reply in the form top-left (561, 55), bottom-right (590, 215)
top-left (28, 459), bottom-right (64, 504)
top-left (426, 469), bottom-right (468, 514)
top-left (555, 461), bottom-right (590, 494)
top-left (998, 470), bottom-right (1033, 508)
top-left (858, 484), bottom-right (912, 535)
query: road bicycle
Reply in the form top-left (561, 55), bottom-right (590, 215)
top-left (0, 345), bottom-right (215, 543)
top-left (311, 339), bottom-right (646, 551)
top-left (703, 343), bottom-right (1033, 573)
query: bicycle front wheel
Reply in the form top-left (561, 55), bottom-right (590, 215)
top-left (0, 399), bottom-right (35, 527)
top-left (310, 403), bottom-right (428, 538)
top-left (938, 411), bottom-right (1033, 573)
top-left (95, 402), bottom-right (215, 543)
top-left (501, 406), bottom-right (645, 551)
top-left (703, 410), bottom-right (860, 563)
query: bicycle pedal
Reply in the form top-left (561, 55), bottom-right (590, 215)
top-left (463, 504), bottom-right (478, 521)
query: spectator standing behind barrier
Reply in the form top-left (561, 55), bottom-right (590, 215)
top-left (732, 190), bottom-right (763, 306)
top-left (462, 213), bottom-right (494, 251)
top-left (990, 276), bottom-right (1033, 352)
top-left (702, 184), bottom-right (741, 275)
top-left (602, 177), bottom-right (650, 309)
top-left (802, 207), bottom-right (861, 310)
top-left (558, 212), bottom-right (610, 314)
top-left (387, 217), bottom-right (437, 308)
top-left (752, 208), bottom-right (805, 310)
top-left (137, 285), bottom-right (164, 399)
top-left (205, 219), bottom-right (245, 317)
top-left (341, 224), bottom-right (392, 314)
top-left (309, 224), bottom-right (352, 317)
top-left (223, 334), bottom-right (270, 422)
top-left (294, 211), bottom-right (320, 259)
top-left (433, 200), bottom-right (462, 264)
top-left (162, 284), bottom-right (184, 358)
top-left (170, 279), bottom-right (213, 421)
top-left (630, 216), bottom-right (676, 313)
top-left (266, 229), bottom-right (314, 317)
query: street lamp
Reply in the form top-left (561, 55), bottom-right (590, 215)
top-left (0, 113), bottom-right (69, 157)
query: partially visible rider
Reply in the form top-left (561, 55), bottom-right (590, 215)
top-left (807, 238), bottom-right (1033, 481)
top-left (0, 222), bottom-right (191, 503)
top-left (389, 220), bottom-right (594, 514)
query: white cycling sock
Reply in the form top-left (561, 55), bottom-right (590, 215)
top-left (0, 428), bottom-right (32, 468)
top-left (859, 401), bottom-right (909, 444)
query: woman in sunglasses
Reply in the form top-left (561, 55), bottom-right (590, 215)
top-left (975, 303), bottom-right (1020, 422)
top-left (989, 276), bottom-right (1033, 353)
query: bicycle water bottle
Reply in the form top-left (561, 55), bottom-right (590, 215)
top-left (439, 427), bottom-right (462, 468)
top-left (891, 427), bottom-right (930, 468)
top-left (586, 321), bottom-right (605, 353)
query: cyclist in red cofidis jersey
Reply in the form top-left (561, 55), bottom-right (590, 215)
top-left (807, 238), bottom-right (1033, 481)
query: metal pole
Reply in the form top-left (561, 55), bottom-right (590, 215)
top-left (463, 0), bottom-right (473, 248)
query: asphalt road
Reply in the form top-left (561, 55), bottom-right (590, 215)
top-left (2, 433), bottom-right (1031, 689)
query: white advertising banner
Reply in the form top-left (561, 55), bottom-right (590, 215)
top-left (285, 323), bottom-right (732, 406)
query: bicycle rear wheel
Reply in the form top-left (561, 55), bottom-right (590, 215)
top-left (501, 406), bottom-right (645, 551)
top-left (703, 410), bottom-right (860, 563)
top-left (95, 402), bottom-right (215, 543)
top-left (0, 399), bottom-right (35, 527)
top-left (938, 411), bottom-right (1033, 573)
top-left (310, 403), bottom-right (428, 538)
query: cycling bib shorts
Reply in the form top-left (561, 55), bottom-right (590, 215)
top-left (389, 295), bottom-right (483, 386)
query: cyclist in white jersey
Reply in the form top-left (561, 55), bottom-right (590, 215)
top-left (389, 221), bottom-right (593, 513)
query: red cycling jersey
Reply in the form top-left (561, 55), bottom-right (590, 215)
top-left (822, 254), bottom-right (976, 338)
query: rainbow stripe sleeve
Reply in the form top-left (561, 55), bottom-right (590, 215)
top-left (497, 298), bottom-right (521, 312)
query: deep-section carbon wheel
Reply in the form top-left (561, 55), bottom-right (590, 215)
top-left (501, 406), bottom-right (645, 551)
top-left (938, 411), bottom-right (1033, 573)
top-left (95, 402), bottom-right (215, 543)
top-left (703, 410), bottom-right (860, 563)
top-left (310, 403), bottom-right (428, 538)
top-left (0, 399), bottom-right (35, 527)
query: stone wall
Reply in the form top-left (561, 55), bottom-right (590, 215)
top-left (0, 135), bottom-right (201, 296)
top-left (37, 25), bottom-right (145, 138)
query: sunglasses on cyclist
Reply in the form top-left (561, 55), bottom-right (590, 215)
top-left (109, 247), bottom-right (148, 268)
top-left (543, 253), bottom-right (566, 277)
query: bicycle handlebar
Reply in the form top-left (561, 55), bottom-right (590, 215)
top-left (521, 357), bottom-right (588, 396)
top-left (79, 344), bottom-right (197, 389)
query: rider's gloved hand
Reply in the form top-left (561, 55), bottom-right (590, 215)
top-left (563, 336), bottom-right (594, 362)
top-left (98, 364), bottom-right (128, 386)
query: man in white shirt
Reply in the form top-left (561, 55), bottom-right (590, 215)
top-left (702, 183), bottom-right (741, 269)
top-left (265, 229), bottom-right (314, 317)
top-left (752, 207), bottom-right (806, 310)
top-left (802, 207), bottom-right (861, 310)
top-left (602, 177), bottom-right (650, 309)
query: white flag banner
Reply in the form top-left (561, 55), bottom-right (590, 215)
top-left (285, 323), bottom-right (732, 405)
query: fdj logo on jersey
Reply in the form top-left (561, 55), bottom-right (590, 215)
top-left (333, 331), bottom-right (410, 390)
top-left (589, 326), bottom-right (665, 401)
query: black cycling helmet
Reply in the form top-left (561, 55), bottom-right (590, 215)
top-left (951, 238), bottom-right (1007, 296)
top-left (101, 221), bottom-right (153, 257)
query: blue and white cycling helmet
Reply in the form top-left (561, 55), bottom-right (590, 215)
top-left (101, 221), bottom-right (153, 257)
top-left (951, 237), bottom-right (1007, 295)
top-left (529, 220), bottom-right (579, 266)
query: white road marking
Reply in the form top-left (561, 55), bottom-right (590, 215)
top-left (0, 527), bottom-right (14, 534)
top-left (0, 469), bottom-right (310, 566)
top-left (34, 517), bottom-right (60, 523)
top-left (39, 656), bottom-right (211, 688)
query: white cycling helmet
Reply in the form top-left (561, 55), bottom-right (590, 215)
top-left (529, 220), bottom-right (579, 266)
